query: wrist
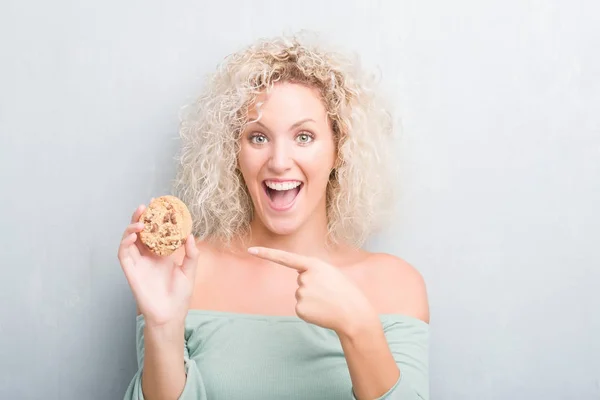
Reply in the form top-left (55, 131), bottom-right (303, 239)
top-left (144, 320), bottom-right (185, 347)
top-left (337, 306), bottom-right (381, 342)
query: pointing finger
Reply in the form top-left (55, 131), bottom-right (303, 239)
top-left (247, 247), bottom-right (310, 272)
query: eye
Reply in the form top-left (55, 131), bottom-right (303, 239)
top-left (296, 132), bottom-right (314, 144)
top-left (249, 133), bottom-right (268, 145)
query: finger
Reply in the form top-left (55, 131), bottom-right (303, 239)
top-left (127, 231), bottom-right (142, 260)
top-left (118, 232), bottom-right (139, 275)
top-left (295, 302), bottom-right (306, 320)
top-left (130, 204), bottom-right (147, 224)
top-left (247, 247), bottom-right (309, 272)
top-left (121, 221), bottom-right (145, 240)
top-left (181, 235), bottom-right (200, 278)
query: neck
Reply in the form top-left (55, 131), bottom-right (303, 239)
top-left (246, 208), bottom-right (335, 260)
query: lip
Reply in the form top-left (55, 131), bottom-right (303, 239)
top-left (262, 178), bottom-right (303, 184)
top-left (262, 181), bottom-right (303, 212)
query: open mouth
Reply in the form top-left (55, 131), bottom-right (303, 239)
top-left (263, 180), bottom-right (303, 211)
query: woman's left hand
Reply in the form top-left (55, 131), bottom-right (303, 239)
top-left (247, 246), bottom-right (379, 336)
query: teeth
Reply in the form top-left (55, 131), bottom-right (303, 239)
top-left (265, 181), bottom-right (302, 191)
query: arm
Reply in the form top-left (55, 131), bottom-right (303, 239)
top-left (118, 206), bottom-right (205, 399)
top-left (245, 247), bottom-right (429, 399)
top-left (141, 322), bottom-right (187, 400)
top-left (340, 258), bottom-right (430, 400)
top-left (339, 315), bottom-right (429, 400)
top-left (123, 316), bottom-right (208, 400)
top-left (338, 316), bottom-right (401, 399)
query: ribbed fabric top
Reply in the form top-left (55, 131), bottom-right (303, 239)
top-left (124, 310), bottom-right (429, 400)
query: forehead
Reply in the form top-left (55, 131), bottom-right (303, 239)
top-left (246, 82), bottom-right (328, 124)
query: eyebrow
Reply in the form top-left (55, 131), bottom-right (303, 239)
top-left (251, 118), bottom-right (316, 132)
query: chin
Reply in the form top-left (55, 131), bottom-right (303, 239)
top-left (262, 216), bottom-right (304, 236)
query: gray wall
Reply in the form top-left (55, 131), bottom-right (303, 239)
top-left (1, 1), bottom-right (598, 399)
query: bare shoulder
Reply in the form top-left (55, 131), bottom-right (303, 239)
top-left (191, 238), bottom-right (225, 274)
top-left (359, 252), bottom-right (430, 323)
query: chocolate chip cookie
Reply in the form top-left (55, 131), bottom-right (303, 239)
top-left (138, 195), bottom-right (193, 256)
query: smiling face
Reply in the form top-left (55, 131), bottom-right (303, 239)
top-left (237, 81), bottom-right (337, 237)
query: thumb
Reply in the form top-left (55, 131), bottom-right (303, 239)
top-left (180, 235), bottom-right (200, 278)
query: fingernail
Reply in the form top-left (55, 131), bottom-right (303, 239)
top-left (247, 247), bottom-right (258, 255)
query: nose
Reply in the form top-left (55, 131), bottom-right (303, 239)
top-left (267, 140), bottom-right (293, 173)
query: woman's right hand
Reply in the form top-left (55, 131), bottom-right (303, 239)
top-left (118, 203), bottom-right (200, 328)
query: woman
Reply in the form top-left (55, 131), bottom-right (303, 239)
top-left (119, 33), bottom-right (430, 400)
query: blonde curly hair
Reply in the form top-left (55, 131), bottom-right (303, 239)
top-left (173, 32), bottom-right (397, 248)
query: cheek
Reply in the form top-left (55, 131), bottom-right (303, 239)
top-left (313, 141), bottom-right (336, 170)
top-left (237, 148), bottom-right (259, 181)
top-left (302, 145), bottom-right (336, 182)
